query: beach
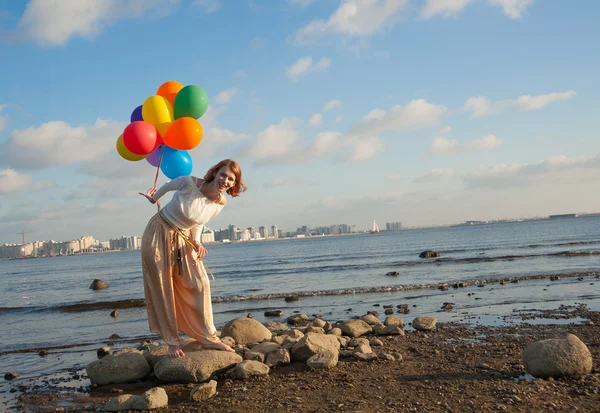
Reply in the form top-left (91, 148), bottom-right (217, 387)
top-left (10, 303), bottom-right (600, 412)
top-left (2, 217), bottom-right (600, 412)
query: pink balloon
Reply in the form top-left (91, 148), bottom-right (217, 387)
top-left (122, 121), bottom-right (158, 155)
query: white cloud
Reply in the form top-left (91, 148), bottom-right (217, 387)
top-left (295, 0), bottom-right (409, 43)
top-left (324, 99), bottom-right (343, 111)
top-left (289, 0), bottom-right (317, 7)
top-left (414, 168), bottom-right (457, 183)
top-left (193, 0), bottom-right (222, 13)
top-left (0, 169), bottom-right (32, 193)
top-left (517, 91), bottom-right (576, 111)
top-left (336, 115), bottom-right (344, 123)
top-left (421, 0), bottom-right (472, 19)
top-left (214, 88), bottom-right (239, 104)
top-left (287, 56), bottom-right (332, 81)
top-left (346, 135), bottom-right (384, 161)
top-left (387, 173), bottom-right (403, 181)
top-left (312, 131), bottom-right (342, 156)
top-left (3, 118), bottom-right (125, 170)
top-left (309, 113), bottom-right (323, 127)
top-left (245, 118), bottom-right (301, 164)
top-left (464, 90), bottom-right (576, 118)
top-left (428, 134), bottom-right (503, 155)
top-left (489, 0), bottom-right (534, 19)
top-left (16, 0), bottom-right (180, 47)
top-left (352, 99), bottom-right (447, 135)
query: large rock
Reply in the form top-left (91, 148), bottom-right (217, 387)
top-left (339, 320), bottom-right (372, 338)
top-left (291, 332), bottom-right (340, 361)
top-left (523, 334), bottom-right (593, 379)
top-left (86, 349), bottom-right (150, 385)
top-left (142, 338), bottom-right (197, 368)
top-left (419, 250), bottom-right (440, 258)
top-left (230, 360), bottom-right (270, 379)
top-left (412, 316), bottom-right (437, 331)
top-left (90, 279), bottom-right (109, 290)
top-left (154, 350), bottom-right (242, 383)
top-left (221, 318), bottom-right (272, 345)
top-left (131, 387), bottom-right (168, 410)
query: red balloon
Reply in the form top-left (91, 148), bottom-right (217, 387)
top-left (153, 132), bottom-right (164, 151)
top-left (123, 121), bottom-right (158, 155)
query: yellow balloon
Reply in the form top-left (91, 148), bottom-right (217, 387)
top-left (142, 95), bottom-right (174, 130)
top-left (116, 134), bottom-right (147, 161)
top-left (156, 121), bottom-right (171, 137)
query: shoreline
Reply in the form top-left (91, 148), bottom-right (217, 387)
top-left (8, 304), bottom-right (600, 412)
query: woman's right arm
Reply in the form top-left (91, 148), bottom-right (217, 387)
top-left (139, 176), bottom-right (188, 204)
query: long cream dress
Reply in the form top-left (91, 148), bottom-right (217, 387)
top-left (141, 176), bottom-right (224, 346)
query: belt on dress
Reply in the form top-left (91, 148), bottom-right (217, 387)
top-left (158, 211), bottom-right (216, 284)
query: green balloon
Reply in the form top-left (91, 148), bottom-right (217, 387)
top-left (174, 85), bottom-right (209, 119)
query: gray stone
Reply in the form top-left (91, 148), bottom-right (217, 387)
top-left (265, 349), bottom-right (291, 367)
top-left (339, 320), bottom-right (372, 338)
top-left (523, 334), bottom-right (593, 379)
top-left (131, 387), bottom-right (168, 410)
top-left (154, 350), bottom-right (242, 383)
top-left (190, 380), bottom-right (217, 401)
top-left (291, 333), bottom-right (340, 361)
top-left (306, 351), bottom-right (338, 369)
top-left (231, 360), bottom-right (270, 379)
top-left (384, 315), bottom-right (405, 328)
top-left (373, 325), bottom-right (404, 336)
top-left (221, 318), bottom-right (272, 345)
top-left (412, 316), bottom-right (437, 331)
top-left (86, 349), bottom-right (150, 385)
top-left (104, 394), bottom-right (137, 411)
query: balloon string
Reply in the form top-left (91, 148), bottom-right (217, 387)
top-left (154, 145), bottom-right (165, 211)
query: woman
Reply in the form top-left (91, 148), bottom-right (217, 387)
top-left (139, 159), bottom-right (246, 358)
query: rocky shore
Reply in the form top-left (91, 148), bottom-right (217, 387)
top-left (10, 304), bottom-right (600, 413)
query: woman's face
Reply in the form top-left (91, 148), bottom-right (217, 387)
top-left (215, 166), bottom-right (236, 192)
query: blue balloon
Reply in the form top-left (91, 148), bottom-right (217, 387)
top-left (160, 147), bottom-right (192, 179)
top-left (130, 105), bottom-right (143, 123)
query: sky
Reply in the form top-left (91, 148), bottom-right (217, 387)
top-left (0, 0), bottom-right (599, 244)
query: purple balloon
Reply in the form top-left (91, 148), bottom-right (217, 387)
top-left (130, 105), bottom-right (143, 123)
top-left (146, 145), bottom-right (164, 167)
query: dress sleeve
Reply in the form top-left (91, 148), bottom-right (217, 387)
top-left (191, 225), bottom-right (204, 243)
top-left (151, 176), bottom-right (189, 202)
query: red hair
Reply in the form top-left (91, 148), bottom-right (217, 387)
top-left (203, 159), bottom-right (247, 197)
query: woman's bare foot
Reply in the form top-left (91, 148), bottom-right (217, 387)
top-left (202, 341), bottom-right (236, 353)
top-left (168, 344), bottom-right (185, 358)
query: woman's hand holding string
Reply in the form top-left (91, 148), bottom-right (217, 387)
top-left (139, 188), bottom-right (157, 204)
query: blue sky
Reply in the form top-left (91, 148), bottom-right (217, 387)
top-left (1, 0), bottom-right (599, 244)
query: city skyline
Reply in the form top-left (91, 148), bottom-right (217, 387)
top-left (1, 1), bottom-right (599, 245)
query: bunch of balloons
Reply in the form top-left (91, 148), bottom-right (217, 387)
top-left (116, 80), bottom-right (208, 179)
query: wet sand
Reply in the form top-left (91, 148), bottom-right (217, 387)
top-left (9, 304), bottom-right (600, 413)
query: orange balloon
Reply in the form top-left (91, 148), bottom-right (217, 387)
top-left (164, 117), bottom-right (203, 150)
top-left (157, 81), bottom-right (184, 106)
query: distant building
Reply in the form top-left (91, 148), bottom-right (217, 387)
top-left (259, 226), bottom-right (268, 239)
top-left (386, 222), bottom-right (403, 231)
top-left (271, 225), bottom-right (279, 239)
top-left (549, 214), bottom-right (577, 219)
